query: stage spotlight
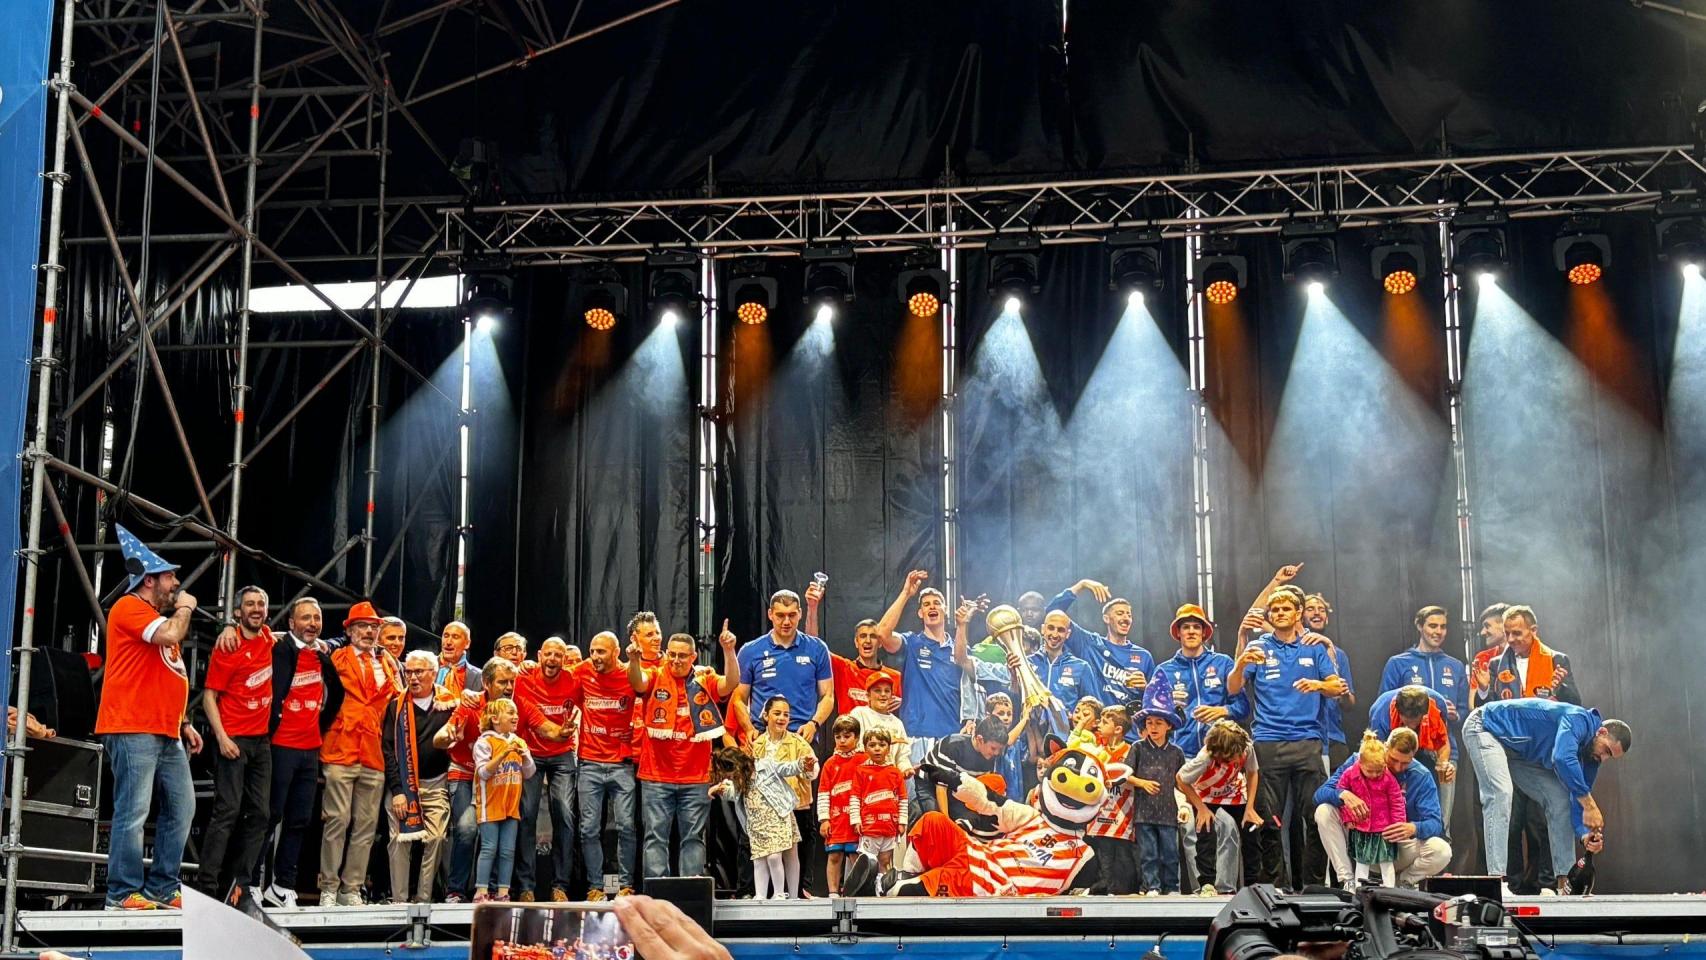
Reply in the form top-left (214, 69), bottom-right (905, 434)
top-left (475, 312), bottom-right (497, 333)
top-left (897, 256), bottom-right (949, 318)
top-left (661, 308), bottom-right (681, 328)
top-left (1688, 262), bottom-right (1703, 279)
top-left (1450, 209), bottom-right (1510, 279)
top-left (1553, 215), bottom-right (1610, 286)
top-left (1004, 295), bottom-right (1022, 314)
top-left (1370, 226), bottom-right (1426, 296)
top-left (1306, 281), bottom-right (1325, 296)
top-left (1195, 235), bottom-right (1247, 305)
top-left (987, 234), bottom-right (1042, 303)
top-left (727, 261), bottom-right (778, 325)
top-left (464, 267), bottom-right (513, 325)
top-left (580, 270), bottom-right (627, 331)
top-left (802, 244), bottom-right (856, 312)
top-left (646, 249), bottom-right (701, 320)
top-left (1280, 219), bottom-right (1339, 287)
top-left (1127, 290), bottom-right (1144, 308)
top-left (815, 304), bottom-right (835, 324)
top-left (1655, 197), bottom-right (1706, 273)
top-left (1107, 228), bottom-right (1164, 301)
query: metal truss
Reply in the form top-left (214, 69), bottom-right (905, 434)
top-left (5, 0), bottom-right (681, 946)
top-left (444, 144), bottom-right (1706, 264)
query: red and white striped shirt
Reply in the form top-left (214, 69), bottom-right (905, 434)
top-left (1179, 745), bottom-right (1257, 806)
top-left (968, 814), bottom-right (1095, 896)
top-left (1085, 742), bottom-right (1133, 839)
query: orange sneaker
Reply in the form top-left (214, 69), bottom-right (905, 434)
top-left (155, 889), bottom-right (183, 909)
top-left (105, 893), bottom-right (160, 911)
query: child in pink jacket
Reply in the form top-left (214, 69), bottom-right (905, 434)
top-left (1335, 732), bottom-right (1406, 886)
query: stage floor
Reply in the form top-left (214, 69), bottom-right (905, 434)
top-left (13, 894), bottom-right (1706, 952)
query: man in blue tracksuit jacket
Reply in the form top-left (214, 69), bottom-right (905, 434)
top-left (1379, 605), bottom-right (1470, 827)
top-left (1030, 611), bottom-right (1102, 717)
top-left (1046, 579), bottom-right (1154, 738)
top-left (1461, 698), bottom-right (1631, 892)
top-left (1311, 728), bottom-right (1452, 887)
top-left (1145, 603), bottom-right (1250, 758)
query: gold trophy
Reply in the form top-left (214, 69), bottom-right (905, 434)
top-left (985, 604), bottom-right (1071, 741)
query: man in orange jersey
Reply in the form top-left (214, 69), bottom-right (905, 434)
top-left (95, 526), bottom-right (204, 911)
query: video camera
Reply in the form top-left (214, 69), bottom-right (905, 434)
top-left (1205, 885), bottom-right (1538, 960)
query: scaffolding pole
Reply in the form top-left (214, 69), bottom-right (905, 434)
top-left (3, 0), bottom-right (77, 946)
top-left (363, 82), bottom-right (391, 595)
top-left (1441, 222), bottom-right (1479, 662)
top-left (220, 0), bottom-right (264, 612)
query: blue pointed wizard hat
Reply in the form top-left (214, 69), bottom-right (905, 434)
top-left (116, 524), bottom-right (178, 593)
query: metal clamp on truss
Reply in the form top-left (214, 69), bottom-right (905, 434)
top-left (403, 900), bottom-right (434, 949)
top-left (830, 896), bottom-right (859, 939)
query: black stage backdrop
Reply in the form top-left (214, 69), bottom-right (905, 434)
top-left (397, 0), bottom-right (1704, 199)
top-left (507, 267), bottom-right (696, 647)
top-left (718, 259), bottom-right (942, 652)
top-left (956, 244), bottom-right (1196, 639)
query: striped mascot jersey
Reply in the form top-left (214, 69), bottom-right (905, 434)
top-left (969, 814), bottom-right (1095, 896)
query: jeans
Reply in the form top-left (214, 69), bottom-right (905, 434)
top-left (197, 734), bottom-right (272, 895)
top-left (1462, 708), bottom-right (1579, 877)
top-left (258, 745), bottom-right (319, 888)
top-left (578, 760), bottom-right (637, 889)
top-left (1137, 823), bottom-right (1180, 893)
top-left (1253, 738), bottom-right (1328, 888)
top-left (447, 778), bottom-right (478, 896)
top-left (641, 780), bottom-right (712, 880)
top-left (516, 752), bottom-right (577, 895)
top-left (477, 819), bottom-right (519, 891)
top-left (1313, 802), bottom-right (1453, 887)
top-left (104, 733), bottom-right (196, 905)
top-left (1195, 805), bottom-right (1259, 892)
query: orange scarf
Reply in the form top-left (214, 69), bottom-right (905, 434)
top-left (1390, 697), bottom-right (1449, 753)
top-left (1494, 641), bottom-right (1558, 697)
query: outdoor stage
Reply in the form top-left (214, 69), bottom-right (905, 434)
top-left (12, 895), bottom-right (1706, 958)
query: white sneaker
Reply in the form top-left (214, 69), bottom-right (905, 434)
top-left (1539, 887), bottom-right (1557, 897)
top-left (1197, 884), bottom-right (1219, 897)
top-left (317, 885), bottom-right (339, 906)
top-left (336, 890), bottom-right (365, 906)
top-left (262, 884), bottom-right (299, 908)
top-left (1142, 890), bottom-right (1160, 898)
top-left (1500, 882), bottom-right (1517, 900)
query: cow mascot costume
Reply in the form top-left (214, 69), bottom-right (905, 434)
top-left (845, 730), bottom-right (1129, 897)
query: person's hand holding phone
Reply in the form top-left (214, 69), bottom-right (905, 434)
top-left (615, 895), bottom-right (733, 960)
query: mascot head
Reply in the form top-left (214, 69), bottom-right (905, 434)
top-left (1036, 731), bottom-right (1131, 832)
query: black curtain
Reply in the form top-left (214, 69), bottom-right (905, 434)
top-left (509, 267), bottom-right (697, 648)
top-left (1460, 216), bottom-right (1706, 893)
top-left (719, 257), bottom-right (941, 653)
top-left (957, 243), bottom-right (1195, 641)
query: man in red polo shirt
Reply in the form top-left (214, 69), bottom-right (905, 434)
top-left (831, 618), bottom-right (902, 717)
top-left (567, 632), bottom-right (638, 899)
top-left (630, 628), bottom-right (737, 881)
top-left (433, 656), bottom-right (565, 901)
top-left (196, 585), bottom-right (277, 898)
top-left (514, 636), bottom-right (579, 901)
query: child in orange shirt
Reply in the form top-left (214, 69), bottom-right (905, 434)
top-left (816, 715), bottom-right (864, 895)
top-left (850, 729), bottom-right (908, 872)
top-left (473, 698), bottom-right (536, 902)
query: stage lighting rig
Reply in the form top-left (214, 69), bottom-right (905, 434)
top-left (897, 255), bottom-right (949, 318)
top-left (1108, 228), bottom-right (1165, 302)
top-left (802, 244), bottom-right (856, 315)
top-left (1371, 226), bottom-right (1427, 296)
top-left (1655, 197), bottom-right (1706, 272)
top-left (1280, 219), bottom-right (1340, 286)
top-left (464, 264), bottom-right (513, 327)
top-left (727, 261), bottom-right (778, 325)
top-left (988, 234), bottom-right (1042, 303)
top-left (580, 269), bottom-right (627, 331)
top-left (646, 250), bottom-right (701, 322)
top-left (1450, 209), bottom-right (1511, 282)
top-left (1553, 215), bottom-right (1610, 286)
top-left (1194, 234), bottom-right (1248, 305)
